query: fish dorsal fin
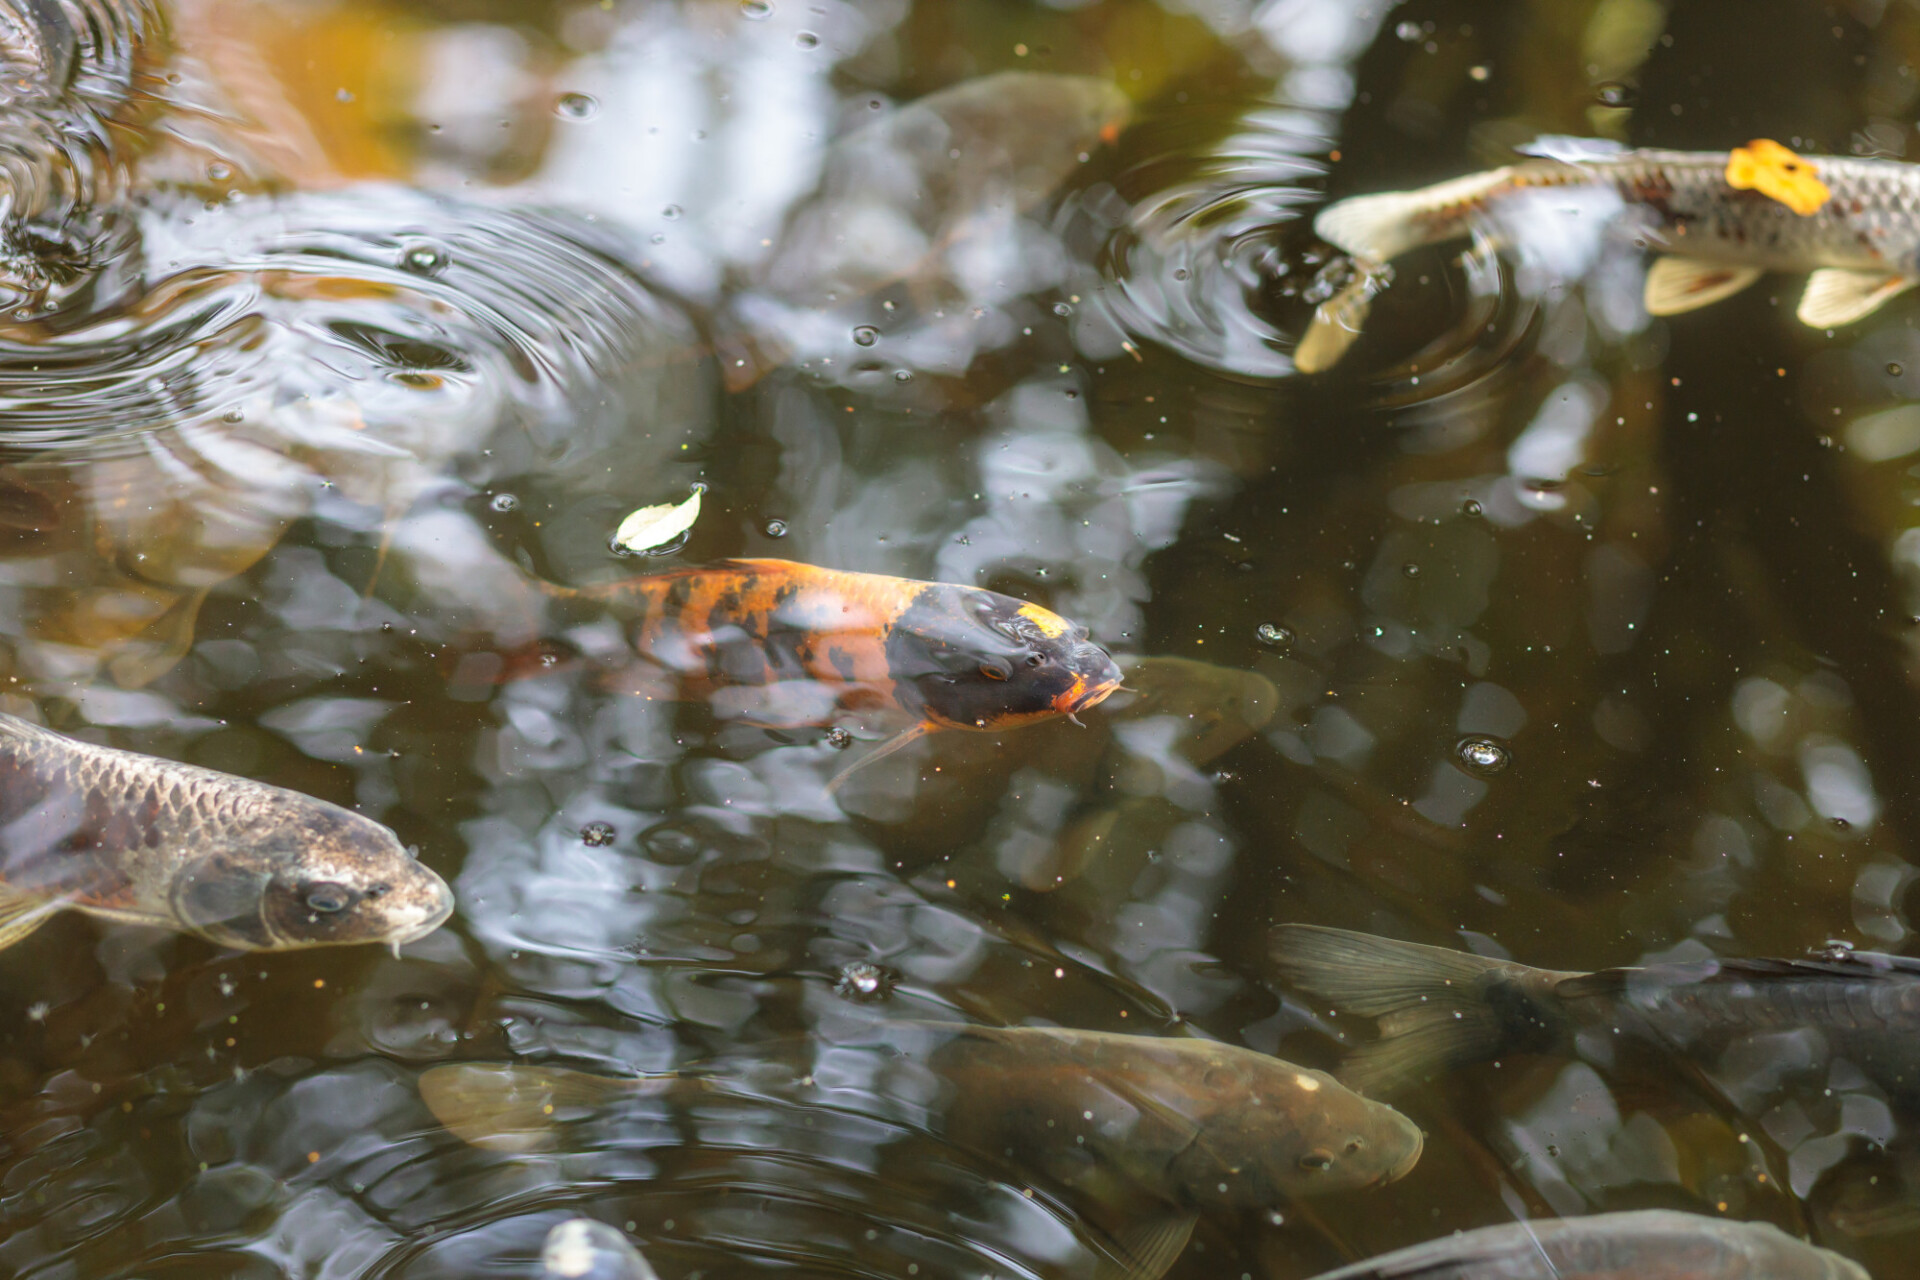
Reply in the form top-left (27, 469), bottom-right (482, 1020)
top-left (1643, 257), bottom-right (1763, 316)
top-left (1515, 134), bottom-right (1627, 163)
top-left (418, 1063), bottom-right (645, 1153)
top-left (1091, 1211), bottom-right (1198, 1280)
top-left (1798, 268), bottom-right (1918, 328)
top-left (0, 886), bottom-right (65, 951)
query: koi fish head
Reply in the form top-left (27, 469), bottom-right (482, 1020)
top-left (169, 798), bottom-right (453, 952)
top-left (886, 586), bottom-right (1123, 732)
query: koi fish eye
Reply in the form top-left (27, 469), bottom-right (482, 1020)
top-left (305, 882), bottom-right (353, 913)
top-left (980, 661), bottom-right (1010, 680)
top-left (1298, 1150), bottom-right (1335, 1172)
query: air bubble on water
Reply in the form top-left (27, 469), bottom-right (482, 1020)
top-left (795, 31), bottom-right (819, 48)
top-left (489, 493), bottom-right (518, 513)
top-left (222, 408), bottom-right (245, 424)
top-left (835, 960), bottom-right (897, 1001)
top-left (1401, 563), bottom-right (1421, 578)
top-left (662, 205), bottom-right (682, 220)
top-left (827, 726), bottom-right (854, 750)
top-left (1172, 267), bottom-right (1190, 281)
top-left (580, 821), bottom-right (616, 847)
top-left (207, 161), bottom-right (233, 181)
top-left (1890, 363), bottom-right (1905, 377)
top-left (400, 244), bottom-right (449, 276)
top-left (1053, 302), bottom-right (1074, 317)
top-left (1830, 816), bottom-right (1853, 831)
top-left (1395, 20), bottom-right (1423, 40)
top-left (739, 0), bottom-right (772, 17)
top-left (1455, 736), bottom-right (1511, 777)
top-left (852, 325), bottom-right (880, 347)
top-left (1255, 622), bottom-right (1294, 651)
top-left (893, 369), bottom-right (914, 383)
top-left (764, 519), bottom-right (789, 537)
top-left (1462, 498), bottom-right (1484, 518)
top-left (555, 92), bottom-right (599, 120)
top-left (650, 233), bottom-right (666, 244)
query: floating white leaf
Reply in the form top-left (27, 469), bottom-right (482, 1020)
top-left (613, 487), bottom-right (703, 554)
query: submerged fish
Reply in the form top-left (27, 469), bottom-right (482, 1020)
top-left (556, 560), bottom-right (1123, 787)
top-left (0, 713), bottom-right (452, 951)
top-left (541, 1219), bottom-right (659, 1280)
top-left (1272, 924), bottom-right (1920, 1103)
top-left (422, 1025), bottom-right (1422, 1279)
top-left (1302, 1209), bottom-right (1867, 1280)
top-left (1298, 137), bottom-right (1920, 372)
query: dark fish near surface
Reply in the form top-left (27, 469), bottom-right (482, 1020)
top-left (421, 1025), bottom-right (1421, 1280)
top-left (1273, 925), bottom-right (1920, 1105)
top-left (1299, 136), bottom-right (1920, 372)
top-left (0, 713), bottom-right (452, 952)
top-left (1301, 1209), bottom-right (1867, 1280)
top-left (541, 1219), bottom-right (659, 1280)
top-left (557, 560), bottom-right (1123, 787)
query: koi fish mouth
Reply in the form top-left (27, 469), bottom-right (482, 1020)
top-left (1051, 644), bottom-right (1124, 716)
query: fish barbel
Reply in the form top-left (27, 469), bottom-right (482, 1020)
top-left (1272, 924), bottom-right (1920, 1106)
top-left (1301, 1209), bottom-right (1868, 1280)
top-left (0, 713), bottom-right (452, 952)
top-left (552, 559), bottom-right (1124, 787)
top-left (1299, 137), bottom-right (1920, 371)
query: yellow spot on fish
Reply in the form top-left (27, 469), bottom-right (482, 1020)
top-left (1725, 139), bottom-right (1830, 216)
top-left (1017, 602), bottom-right (1072, 637)
top-left (1296, 1073), bottom-right (1322, 1092)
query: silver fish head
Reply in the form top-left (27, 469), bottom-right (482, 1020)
top-left (168, 796), bottom-right (452, 952)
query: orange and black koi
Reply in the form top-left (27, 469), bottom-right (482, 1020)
top-left (552, 559), bottom-right (1123, 786)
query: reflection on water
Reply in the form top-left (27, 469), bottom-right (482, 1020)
top-left (6, 0), bottom-right (1920, 1277)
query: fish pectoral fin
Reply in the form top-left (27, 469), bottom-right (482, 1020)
top-left (1642, 257), bottom-right (1763, 316)
top-left (0, 887), bottom-right (64, 951)
top-left (1091, 1211), bottom-right (1198, 1280)
top-left (825, 721), bottom-right (934, 794)
top-left (1798, 267), bottom-right (1918, 327)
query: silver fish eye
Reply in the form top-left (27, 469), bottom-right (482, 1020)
top-left (305, 882), bottom-right (352, 913)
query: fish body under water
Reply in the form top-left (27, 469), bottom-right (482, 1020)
top-left (1302, 1209), bottom-right (1867, 1280)
top-left (556, 560), bottom-right (1123, 786)
top-left (1299, 138), bottom-right (1920, 371)
top-left (421, 1024), bottom-right (1421, 1280)
top-left (0, 713), bottom-right (452, 952)
top-left (540, 1219), bottom-right (659, 1280)
top-left (1272, 924), bottom-right (1920, 1105)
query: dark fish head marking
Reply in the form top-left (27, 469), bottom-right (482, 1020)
top-left (170, 798), bottom-right (452, 952)
top-left (886, 587), bottom-right (1123, 732)
top-left (1165, 1058), bottom-right (1424, 1204)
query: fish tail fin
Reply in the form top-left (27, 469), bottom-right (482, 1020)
top-left (1312, 167), bottom-right (1515, 262)
top-left (1270, 925), bottom-right (1550, 1095)
top-left (418, 1063), bottom-right (658, 1153)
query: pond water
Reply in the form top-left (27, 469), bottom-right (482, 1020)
top-left (3, 0), bottom-right (1920, 1275)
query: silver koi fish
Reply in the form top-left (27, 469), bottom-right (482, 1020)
top-left (1298, 136), bottom-right (1920, 372)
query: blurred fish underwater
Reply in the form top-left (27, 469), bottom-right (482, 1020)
top-left (3, 0), bottom-right (1920, 1278)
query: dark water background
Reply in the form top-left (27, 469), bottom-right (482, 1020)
top-left (5, 0), bottom-right (1920, 1274)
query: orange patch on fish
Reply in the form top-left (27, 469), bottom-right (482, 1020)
top-left (1017, 601), bottom-right (1073, 638)
top-left (1725, 139), bottom-right (1830, 216)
